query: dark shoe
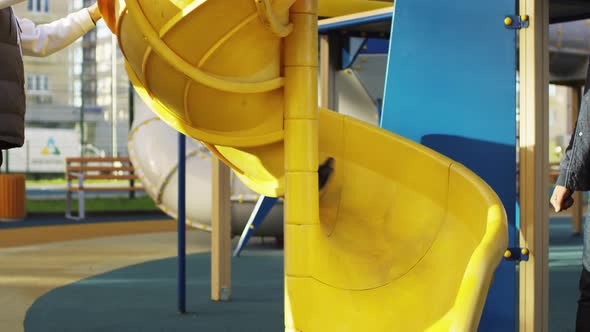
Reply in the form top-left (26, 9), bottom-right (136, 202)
top-left (318, 157), bottom-right (334, 190)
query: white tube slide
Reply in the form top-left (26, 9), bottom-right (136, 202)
top-left (128, 100), bottom-right (283, 236)
top-left (335, 68), bottom-right (380, 126)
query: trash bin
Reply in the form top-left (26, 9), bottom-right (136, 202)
top-left (0, 174), bottom-right (26, 222)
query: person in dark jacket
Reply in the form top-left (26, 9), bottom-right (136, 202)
top-left (551, 64), bottom-right (590, 332)
top-left (0, 1), bottom-right (101, 167)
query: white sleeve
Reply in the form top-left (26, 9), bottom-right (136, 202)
top-left (0, 0), bottom-right (24, 10)
top-left (19, 8), bottom-right (96, 57)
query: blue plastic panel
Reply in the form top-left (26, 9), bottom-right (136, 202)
top-left (381, 1), bottom-right (517, 331)
top-left (360, 39), bottom-right (390, 54)
top-left (318, 11), bottom-right (392, 33)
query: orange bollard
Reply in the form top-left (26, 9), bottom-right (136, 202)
top-left (0, 174), bottom-right (26, 222)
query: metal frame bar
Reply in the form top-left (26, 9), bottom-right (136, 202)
top-left (178, 132), bottom-right (186, 313)
top-left (341, 37), bottom-right (368, 69)
top-left (233, 195), bottom-right (278, 256)
top-left (318, 9), bottom-right (393, 33)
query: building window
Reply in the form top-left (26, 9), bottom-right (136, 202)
top-left (27, 74), bottom-right (49, 94)
top-left (28, 0), bottom-right (49, 13)
top-left (27, 74), bottom-right (51, 104)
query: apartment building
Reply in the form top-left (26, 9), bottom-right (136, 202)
top-left (12, 0), bottom-right (130, 159)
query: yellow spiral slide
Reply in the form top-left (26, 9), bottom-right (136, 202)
top-left (98, 0), bottom-right (508, 330)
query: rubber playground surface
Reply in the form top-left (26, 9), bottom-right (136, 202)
top-left (0, 214), bottom-right (584, 331)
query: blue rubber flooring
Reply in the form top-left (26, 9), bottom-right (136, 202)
top-left (19, 217), bottom-right (585, 331)
top-left (24, 251), bottom-right (284, 332)
top-left (0, 213), bottom-right (169, 230)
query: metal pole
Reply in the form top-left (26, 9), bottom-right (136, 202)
top-left (111, 35), bottom-right (118, 158)
top-left (129, 83), bottom-right (136, 199)
top-left (80, 74), bottom-right (85, 158)
top-left (128, 83), bottom-right (135, 127)
top-left (178, 132), bottom-right (186, 314)
top-left (3, 150), bottom-right (8, 173)
top-left (80, 1), bottom-right (88, 158)
top-left (80, 32), bottom-right (85, 159)
top-left (80, 0), bottom-right (97, 158)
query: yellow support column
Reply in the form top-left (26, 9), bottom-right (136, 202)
top-left (283, 0), bottom-right (318, 331)
top-left (519, 0), bottom-right (549, 330)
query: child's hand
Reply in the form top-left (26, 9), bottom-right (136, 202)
top-left (551, 185), bottom-right (574, 212)
top-left (87, 2), bottom-right (102, 24)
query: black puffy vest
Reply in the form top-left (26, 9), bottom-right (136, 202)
top-left (0, 7), bottom-right (25, 149)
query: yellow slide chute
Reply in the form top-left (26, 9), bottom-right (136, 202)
top-left (99, 0), bottom-right (508, 330)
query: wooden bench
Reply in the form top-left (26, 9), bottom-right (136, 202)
top-left (65, 157), bottom-right (144, 220)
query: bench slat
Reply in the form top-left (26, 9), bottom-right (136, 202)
top-left (64, 157), bottom-right (141, 194)
top-left (66, 166), bottom-right (135, 172)
top-left (67, 186), bottom-right (144, 192)
top-left (66, 157), bottom-right (132, 163)
top-left (67, 174), bottom-right (139, 181)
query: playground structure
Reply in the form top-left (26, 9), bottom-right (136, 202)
top-left (0, 1), bottom-right (579, 332)
top-left (127, 103), bottom-right (283, 236)
top-left (98, 0), bottom-right (509, 330)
